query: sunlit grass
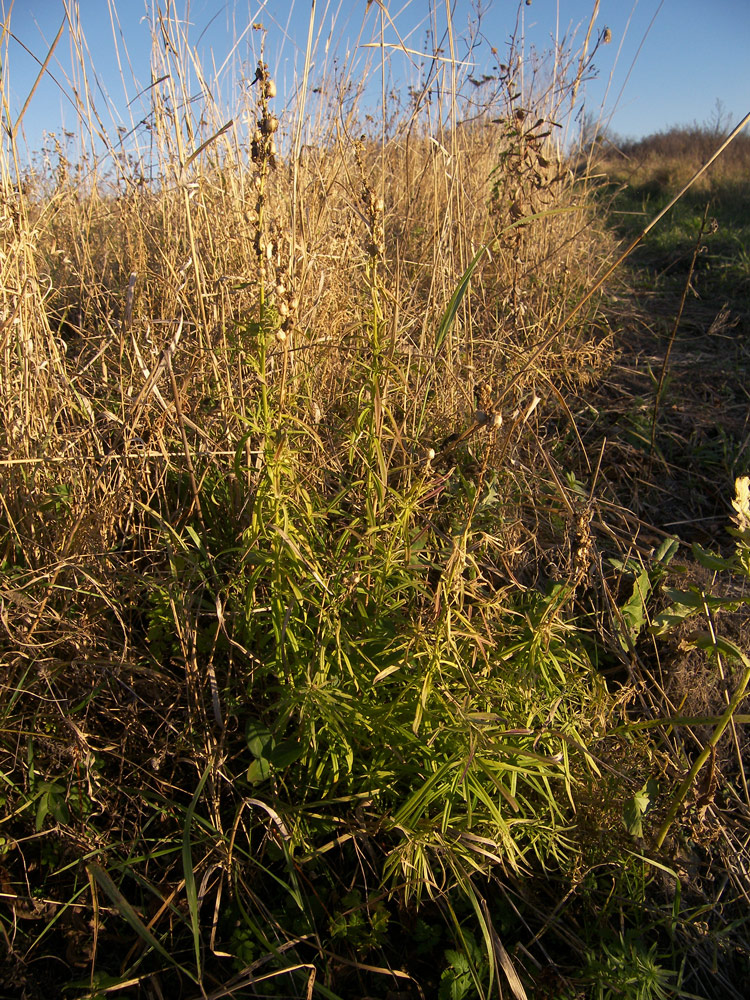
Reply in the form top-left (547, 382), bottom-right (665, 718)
top-left (1, 3), bottom-right (749, 998)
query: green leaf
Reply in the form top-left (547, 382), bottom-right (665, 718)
top-left (88, 863), bottom-right (196, 981)
top-left (662, 587), bottom-right (740, 612)
top-left (182, 763), bottom-right (212, 981)
top-left (35, 782), bottom-right (71, 830)
top-left (655, 536), bottom-right (680, 565)
top-left (662, 587), bottom-right (703, 608)
top-left (618, 569), bottom-right (652, 648)
top-left (688, 631), bottom-right (750, 667)
top-left (650, 609), bottom-right (694, 635)
top-left (439, 950), bottom-right (474, 1000)
top-left (691, 542), bottom-right (734, 572)
top-left (269, 739), bottom-right (305, 769)
top-left (434, 245), bottom-right (489, 357)
top-left (246, 721), bottom-right (275, 759)
top-left (623, 778), bottom-right (659, 837)
top-left (247, 757), bottom-right (272, 783)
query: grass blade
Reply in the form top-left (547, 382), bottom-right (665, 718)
top-left (183, 762), bottom-right (213, 981)
top-left (87, 863), bottom-right (196, 982)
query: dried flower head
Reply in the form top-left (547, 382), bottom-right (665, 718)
top-left (732, 476), bottom-right (750, 535)
top-left (263, 114), bottom-right (279, 135)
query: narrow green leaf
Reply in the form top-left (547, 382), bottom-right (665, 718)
top-left (434, 244), bottom-right (489, 357)
top-left (88, 862), bottom-right (195, 980)
top-left (183, 763), bottom-right (213, 981)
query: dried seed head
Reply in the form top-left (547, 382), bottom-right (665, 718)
top-left (289, 297), bottom-right (299, 312)
top-left (732, 476), bottom-right (750, 535)
top-left (275, 328), bottom-right (287, 343)
top-left (278, 300), bottom-right (289, 317)
top-left (264, 78), bottom-right (277, 99)
top-left (603, 27), bottom-right (612, 44)
top-left (426, 448), bottom-right (436, 461)
top-left (275, 283), bottom-right (286, 296)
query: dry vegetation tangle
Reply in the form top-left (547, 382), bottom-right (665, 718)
top-left (1, 4), bottom-right (749, 999)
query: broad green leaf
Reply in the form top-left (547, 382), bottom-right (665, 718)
top-left (618, 569), bottom-right (652, 648)
top-left (691, 542), bottom-right (734, 572)
top-left (623, 778), bottom-right (659, 837)
top-left (688, 631), bottom-right (750, 667)
top-left (269, 739), bottom-right (305, 769)
top-left (662, 587), bottom-right (703, 608)
top-left (246, 721), bottom-right (275, 759)
top-left (35, 782), bottom-right (70, 830)
top-left (650, 610), bottom-right (694, 635)
top-left (247, 757), bottom-right (272, 783)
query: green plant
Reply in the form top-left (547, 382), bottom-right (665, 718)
top-left (582, 932), bottom-right (680, 1000)
top-left (439, 927), bottom-right (489, 1000)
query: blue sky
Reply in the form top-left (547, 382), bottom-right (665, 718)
top-left (2, 0), bottom-right (748, 161)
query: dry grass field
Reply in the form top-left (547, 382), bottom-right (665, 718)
top-left (1, 4), bottom-right (749, 998)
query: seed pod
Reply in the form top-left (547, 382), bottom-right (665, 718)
top-left (264, 79), bottom-right (277, 99)
top-left (265, 114), bottom-right (279, 134)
